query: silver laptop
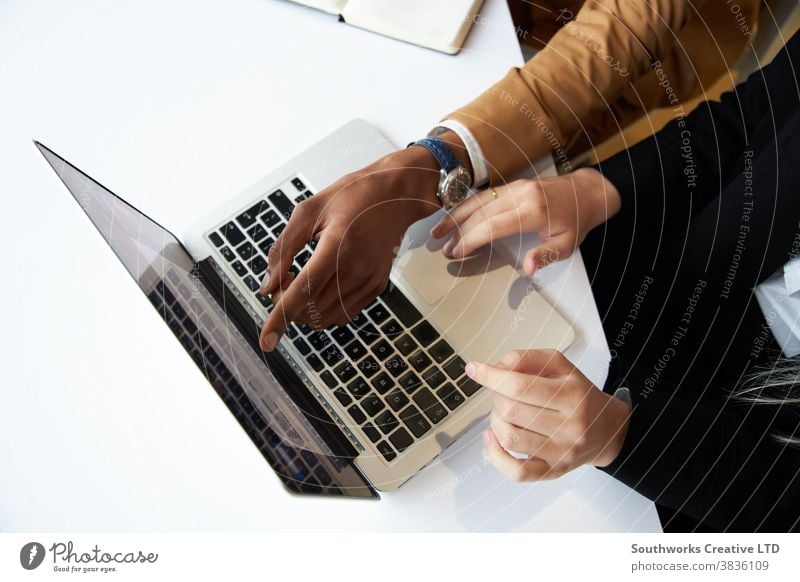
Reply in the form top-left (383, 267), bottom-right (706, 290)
top-left (36, 119), bottom-right (573, 496)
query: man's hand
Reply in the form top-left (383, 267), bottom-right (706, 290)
top-left (257, 131), bottom-right (470, 351)
top-left (465, 349), bottom-right (631, 482)
top-left (431, 168), bottom-right (621, 275)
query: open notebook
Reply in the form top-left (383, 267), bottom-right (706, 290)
top-left (291, 0), bottom-right (485, 55)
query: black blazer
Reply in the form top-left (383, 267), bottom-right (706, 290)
top-left (594, 30), bottom-right (800, 532)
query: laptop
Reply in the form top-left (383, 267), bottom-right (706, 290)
top-left (36, 119), bottom-right (574, 498)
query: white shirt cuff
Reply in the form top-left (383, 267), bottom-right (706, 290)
top-left (433, 119), bottom-right (490, 188)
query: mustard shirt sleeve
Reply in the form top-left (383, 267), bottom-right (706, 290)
top-left (447, 0), bottom-right (703, 183)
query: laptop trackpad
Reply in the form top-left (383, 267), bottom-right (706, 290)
top-left (395, 212), bottom-right (473, 305)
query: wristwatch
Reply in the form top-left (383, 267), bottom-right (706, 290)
top-left (408, 137), bottom-right (472, 209)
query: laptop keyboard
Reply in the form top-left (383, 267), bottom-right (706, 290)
top-left (206, 176), bottom-right (482, 464)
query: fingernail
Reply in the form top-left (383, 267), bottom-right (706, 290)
top-left (451, 245), bottom-right (462, 259)
top-left (262, 332), bottom-right (278, 351)
top-left (442, 241), bottom-right (453, 256)
top-left (259, 271), bottom-right (271, 293)
top-left (430, 225), bottom-right (441, 238)
top-left (465, 362), bottom-right (477, 377)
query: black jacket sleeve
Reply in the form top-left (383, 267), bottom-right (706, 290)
top-left (595, 30), bottom-right (800, 236)
top-left (602, 371), bottom-right (800, 532)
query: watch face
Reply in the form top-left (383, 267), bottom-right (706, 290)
top-left (441, 166), bottom-right (471, 207)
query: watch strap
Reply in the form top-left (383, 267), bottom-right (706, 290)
top-left (408, 137), bottom-right (460, 174)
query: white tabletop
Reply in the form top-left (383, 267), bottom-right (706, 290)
top-left (0, 0), bottom-right (660, 532)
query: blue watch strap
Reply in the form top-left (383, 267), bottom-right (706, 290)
top-left (408, 137), bottom-right (460, 174)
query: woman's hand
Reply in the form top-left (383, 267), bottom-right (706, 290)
top-left (431, 168), bottom-right (621, 275)
top-left (465, 349), bottom-right (631, 482)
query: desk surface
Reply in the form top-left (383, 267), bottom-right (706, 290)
top-left (0, 0), bottom-right (660, 532)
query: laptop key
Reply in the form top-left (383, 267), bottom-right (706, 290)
top-left (370, 372), bottom-right (393, 394)
top-left (346, 377), bottom-right (370, 399)
top-left (268, 189), bottom-right (295, 219)
top-left (375, 410), bottom-right (399, 434)
top-left (237, 202), bottom-right (264, 228)
top-left (386, 389), bottom-right (409, 411)
top-left (409, 350), bottom-right (432, 372)
top-left (272, 223), bottom-right (286, 238)
top-left (411, 321), bottom-right (438, 347)
top-left (367, 302), bottom-right (390, 324)
top-left (437, 383), bottom-right (465, 410)
top-left (457, 376), bottom-right (483, 397)
top-left (331, 326), bottom-right (355, 346)
top-left (423, 368), bottom-right (447, 390)
top-left (209, 232), bottom-right (224, 247)
top-left (248, 223), bottom-right (269, 242)
top-left (357, 355), bottom-right (380, 378)
top-left (344, 339), bottom-right (367, 361)
top-left (231, 261), bottom-right (248, 277)
top-left (356, 323), bottom-right (380, 345)
top-left (221, 221), bottom-right (245, 246)
top-left (370, 339), bottom-right (394, 361)
top-left (394, 334), bottom-right (417, 356)
top-left (291, 177), bottom-right (306, 191)
top-left (362, 422), bottom-right (381, 443)
top-left (429, 339), bottom-right (454, 364)
top-left (307, 331), bottom-right (331, 351)
top-left (285, 325), bottom-right (298, 339)
top-left (243, 275), bottom-right (260, 292)
top-left (413, 388), bottom-right (448, 424)
top-left (236, 241), bottom-right (256, 261)
top-left (321, 345), bottom-right (344, 366)
top-left (443, 356), bottom-right (466, 380)
top-left (376, 440), bottom-right (396, 462)
top-left (220, 246), bottom-right (235, 262)
top-left (320, 370), bottom-right (337, 388)
top-left (333, 361), bottom-right (357, 383)
top-left (305, 353), bottom-right (324, 372)
top-left (361, 395), bottom-right (385, 417)
top-left (384, 355), bottom-right (408, 377)
top-left (293, 337), bottom-right (311, 356)
top-left (398, 371), bottom-right (422, 394)
top-left (296, 250), bottom-right (312, 267)
top-left (350, 313), bottom-right (368, 328)
top-left (399, 405), bottom-right (432, 438)
top-left (389, 427), bottom-right (413, 453)
top-left (258, 236), bottom-right (275, 256)
top-left (380, 318), bottom-right (402, 338)
top-left (347, 405), bottom-right (367, 424)
top-left (249, 255), bottom-right (268, 276)
top-left (260, 209), bottom-right (281, 228)
top-left (380, 284), bottom-right (423, 327)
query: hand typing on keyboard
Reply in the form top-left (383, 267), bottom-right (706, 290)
top-left (257, 141), bottom-right (458, 351)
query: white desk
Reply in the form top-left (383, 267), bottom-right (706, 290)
top-left (0, 0), bottom-right (660, 531)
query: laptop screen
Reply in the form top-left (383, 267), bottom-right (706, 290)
top-left (36, 142), bottom-right (376, 499)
